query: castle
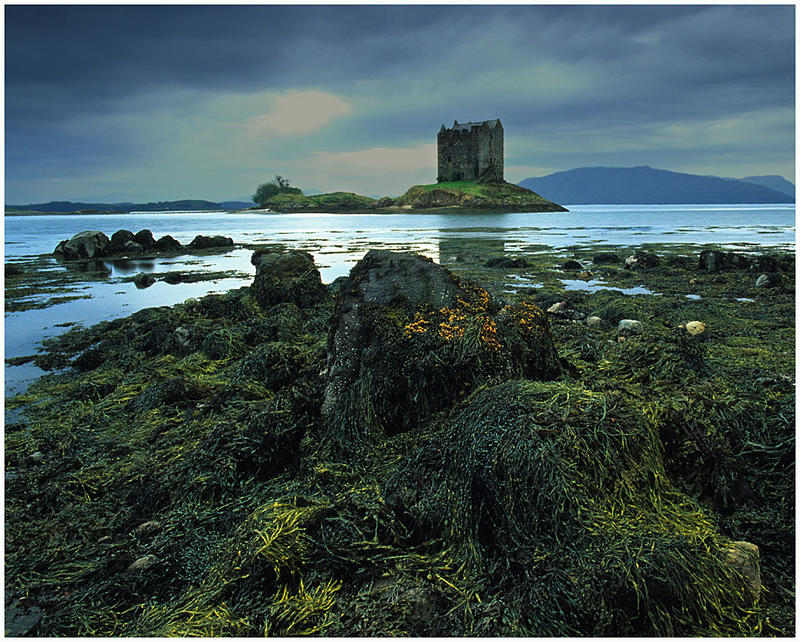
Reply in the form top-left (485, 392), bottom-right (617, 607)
top-left (437, 118), bottom-right (504, 183)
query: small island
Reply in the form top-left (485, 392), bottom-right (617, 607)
top-left (257, 179), bottom-right (567, 214)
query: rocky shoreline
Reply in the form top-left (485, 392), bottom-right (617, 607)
top-left (5, 241), bottom-right (794, 636)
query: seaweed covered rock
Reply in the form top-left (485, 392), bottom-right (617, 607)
top-left (108, 229), bottom-right (142, 254)
top-left (53, 230), bottom-right (110, 259)
top-left (250, 250), bottom-right (330, 309)
top-left (188, 234), bottom-right (234, 250)
top-left (153, 235), bottom-right (183, 251)
top-left (384, 380), bottom-right (762, 635)
top-left (321, 250), bottom-right (562, 451)
top-left (698, 249), bottom-right (750, 272)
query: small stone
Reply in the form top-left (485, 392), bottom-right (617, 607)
top-left (126, 554), bottom-right (158, 573)
top-left (685, 321), bottom-right (706, 336)
top-left (547, 301), bottom-right (568, 315)
top-left (30, 451), bottom-right (44, 462)
top-left (576, 270), bottom-right (593, 280)
top-left (725, 541), bottom-right (761, 601)
top-left (618, 336), bottom-right (626, 342)
top-left (617, 319), bottom-right (643, 335)
top-left (132, 520), bottom-right (162, 536)
top-left (586, 316), bottom-right (602, 326)
top-left (133, 273), bottom-right (155, 289)
top-left (174, 327), bottom-right (191, 349)
top-left (689, 278), bottom-right (698, 285)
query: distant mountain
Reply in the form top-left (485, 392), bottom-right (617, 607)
top-left (737, 175), bottom-right (794, 199)
top-left (518, 166), bottom-right (795, 205)
top-left (6, 199), bottom-right (233, 213)
top-left (219, 201), bottom-right (255, 210)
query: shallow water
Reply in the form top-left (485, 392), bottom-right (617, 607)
top-left (4, 204), bottom-right (795, 395)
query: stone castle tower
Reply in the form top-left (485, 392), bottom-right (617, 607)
top-left (437, 118), bottom-right (503, 183)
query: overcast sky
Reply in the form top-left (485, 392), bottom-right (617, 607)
top-left (4, 4), bottom-right (796, 203)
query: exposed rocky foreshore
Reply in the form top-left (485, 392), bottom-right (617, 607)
top-left (5, 241), bottom-right (794, 636)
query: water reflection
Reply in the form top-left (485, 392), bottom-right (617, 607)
top-left (104, 259), bottom-right (157, 275)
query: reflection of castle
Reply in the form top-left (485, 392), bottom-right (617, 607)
top-left (437, 119), bottom-right (504, 183)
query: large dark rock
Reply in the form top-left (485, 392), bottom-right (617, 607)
top-left (53, 230), bottom-right (110, 259)
top-left (188, 234), bottom-right (234, 250)
top-left (250, 249), bottom-right (329, 309)
top-left (108, 229), bottom-right (138, 253)
top-left (592, 252), bottom-right (621, 265)
top-left (153, 235), bottom-right (183, 251)
top-left (562, 259), bottom-right (583, 270)
top-left (134, 229), bottom-right (156, 250)
top-left (321, 250), bottom-right (562, 451)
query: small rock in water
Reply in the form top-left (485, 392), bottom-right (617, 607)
top-left (617, 319), bottom-right (643, 335)
top-left (547, 301), bottom-right (568, 315)
top-left (126, 554), bottom-right (158, 573)
top-left (685, 321), bottom-right (706, 336)
top-left (133, 273), bottom-right (155, 289)
top-left (586, 316), bottom-right (602, 326)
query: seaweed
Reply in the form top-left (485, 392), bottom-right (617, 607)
top-left (5, 245), bottom-right (794, 636)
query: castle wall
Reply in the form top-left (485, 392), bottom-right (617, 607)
top-left (437, 120), bottom-right (503, 183)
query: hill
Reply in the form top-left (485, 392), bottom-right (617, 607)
top-left (6, 199), bottom-right (230, 214)
top-left (736, 175), bottom-right (795, 199)
top-left (518, 166), bottom-right (795, 205)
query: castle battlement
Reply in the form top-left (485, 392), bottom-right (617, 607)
top-left (437, 118), bottom-right (504, 183)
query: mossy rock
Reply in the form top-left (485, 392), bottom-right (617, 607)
top-left (321, 251), bottom-right (562, 452)
top-left (250, 250), bottom-right (330, 309)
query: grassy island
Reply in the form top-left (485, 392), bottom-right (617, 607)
top-left (261, 180), bottom-right (567, 214)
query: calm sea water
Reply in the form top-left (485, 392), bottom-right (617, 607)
top-left (4, 204), bottom-right (795, 396)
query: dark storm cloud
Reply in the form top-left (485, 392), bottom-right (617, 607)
top-left (4, 4), bottom-right (794, 202)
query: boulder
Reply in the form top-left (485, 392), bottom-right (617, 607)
top-left (698, 249), bottom-right (750, 272)
top-left (484, 256), bottom-right (530, 269)
top-left (108, 229), bottom-right (137, 253)
top-left (53, 230), bottom-right (110, 259)
top-left (624, 251), bottom-right (660, 270)
top-left (321, 250), bottom-right (562, 451)
top-left (755, 272), bottom-right (782, 288)
top-left (133, 273), bottom-right (155, 289)
top-left (593, 252), bottom-right (621, 264)
top-left (547, 301), bottom-right (568, 315)
top-left (750, 255), bottom-right (779, 273)
top-left (586, 316), bottom-right (602, 326)
top-left (618, 319), bottom-right (643, 335)
top-left (562, 260), bottom-right (582, 270)
top-left (188, 234), bottom-right (234, 250)
top-left (250, 249), bottom-right (329, 309)
top-left (134, 229), bottom-right (156, 250)
top-left (153, 235), bottom-right (183, 251)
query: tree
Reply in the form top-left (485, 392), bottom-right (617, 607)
top-left (253, 182), bottom-right (280, 207)
top-left (253, 175), bottom-right (302, 207)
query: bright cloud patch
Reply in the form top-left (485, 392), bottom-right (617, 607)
top-left (243, 90), bottom-right (351, 136)
top-left (307, 144), bottom-right (436, 173)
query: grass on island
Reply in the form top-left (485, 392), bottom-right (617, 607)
top-left (265, 191), bottom-right (376, 211)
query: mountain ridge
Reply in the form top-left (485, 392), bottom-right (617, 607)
top-left (519, 166), bottom-right (794, 204)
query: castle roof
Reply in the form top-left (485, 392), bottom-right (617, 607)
top-left (448, 119), bottom-right (502, 132)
